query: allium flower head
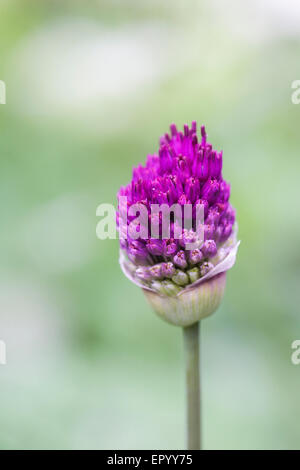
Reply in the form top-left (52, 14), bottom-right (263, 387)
top-left (118, 122), bottom-right (239, 326)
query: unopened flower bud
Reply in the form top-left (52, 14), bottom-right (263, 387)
top-left (204, 224), bottom-right (215, 240)
top-left (220, 223), bottom-right (233, 242)
top-left (146, 239), bottom-right (164, 256)
top-left (149, 264), bottom-right (163, 279)
top-left (161, 262), bottom-right (176, 278)
top-left (172, 269), bottom-right (189, 286)
top-left (206, 207), bottom-right (220, 225)
top-left (173, 250), bottom-right (188, 269)
top-left (189, 249), bottom-right (204, 265)
top-left (163, 238), bottom-right (178, 256)
top-left (180, 229), bottom-right (196, 249)
top-left (161, 280), bottom-right (182, 296)
top-left (187, 267), bottom-right (200, 284)
top-left (200, 261), bottom-right (214, 277)
top-left (201, 240), bottom-right (217, 258)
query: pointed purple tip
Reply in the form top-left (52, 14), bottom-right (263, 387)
top-left (201, 125), bottom-right (207, 144)
top-left (170, 123), bottom-right (177, 136)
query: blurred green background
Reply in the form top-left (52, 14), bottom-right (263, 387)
top-left (0, 0), bottom-right (300, 450)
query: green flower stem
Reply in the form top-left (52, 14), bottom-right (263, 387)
top-left (183, 321), bottom-right (201, 450)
